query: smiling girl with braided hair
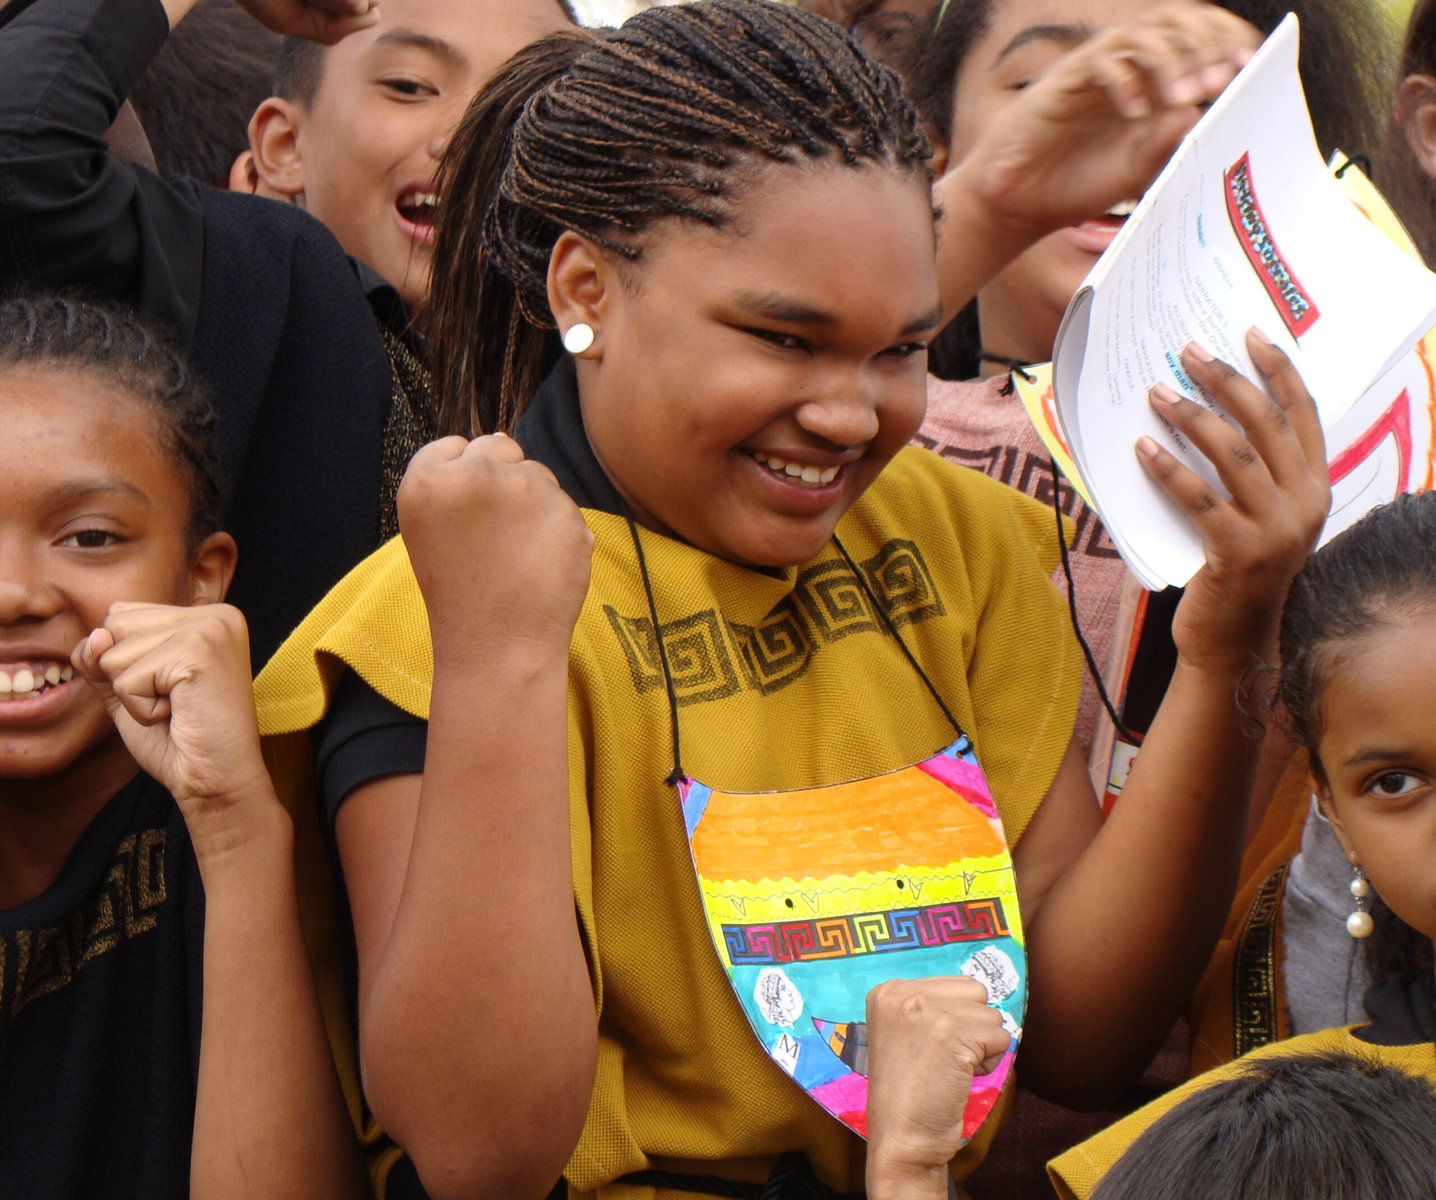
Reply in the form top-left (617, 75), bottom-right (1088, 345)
top-left (255, 5), bottom-right (1329, 1198)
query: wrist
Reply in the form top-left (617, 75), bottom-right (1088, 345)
top-left (431, 625), bottom-right (573, 676)
top-left (866, 1152), bottom-right (952, 1200)
top-left (942, 158), bottom-right (1059, 251)
top-left (181, 783), bottom-right (293, 872)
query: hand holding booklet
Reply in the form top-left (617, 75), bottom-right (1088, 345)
top-left (1051, 13), bottom-right (1436, 590)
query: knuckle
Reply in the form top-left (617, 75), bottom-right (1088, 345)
top-left (1229, 439), bottom-right (1259, 469)
top-left (1190, 488), bottom-right (1219, 515)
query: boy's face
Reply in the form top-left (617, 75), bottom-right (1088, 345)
top-left (0, 369), bottom-right (207, 786)
top-left (292, 0), bottom-right (571, 310)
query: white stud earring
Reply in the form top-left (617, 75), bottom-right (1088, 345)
top-left (1347, 864), bottom-right (1373, 939)
top-left (562, 323), bottom-right (595, 355)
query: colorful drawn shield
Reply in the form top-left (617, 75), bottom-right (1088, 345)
top-left (679, 735), bottom-right (1025, 1141)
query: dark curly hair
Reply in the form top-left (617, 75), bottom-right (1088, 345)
top-left (427, 0), bottom-right (933, 435)
top-left (0, 295), bottom-right (222, 548)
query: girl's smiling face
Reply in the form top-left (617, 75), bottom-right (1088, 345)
top-left (562, 161), bottom-right (941, 569)
top-left (1315, 606), bottom-right (1436, 944)
top-left (0, 368), bottom-right (229, 790)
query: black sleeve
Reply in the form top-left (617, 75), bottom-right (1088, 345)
top-left (0, 0), bottom-right (205, 343)
top-left (311, 668), bottom-right (428, 829)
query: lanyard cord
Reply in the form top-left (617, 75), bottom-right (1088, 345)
top-left (829, 533), bottom-right (966, 743)
top-left (1046, 457), bottom-right (1136, 743)
top-left (625, 513), bottom-right (688, 786)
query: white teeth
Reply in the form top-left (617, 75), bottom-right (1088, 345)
top-left (1106, 199), bottom-right (1138, 217)
top-left (751, 450), bottom-right (842, 489)
top-left (0, 663), bottom-right (71, 698)
top-left (403, 190), bottom-right (439, 208)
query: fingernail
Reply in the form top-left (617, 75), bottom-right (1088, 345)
top-left (1184, 341), bottom-right (1214, 362)
top-left (1137, 436), bottom-right (1161, 459)
top-left (1248, 326), bottom-right (1273, 345)
top-left (1170, 76), bottom-right (1202, 105)
top-left (491, 431), bottom-right (510, 438)
top-left (87, 630), bottom-right (102, 658)
top-left (1200, 63), bottom-right (1231, 91)
top-left (1151, 383), bottom-right (1183, 405)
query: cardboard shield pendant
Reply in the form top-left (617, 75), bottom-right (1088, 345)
top-left (678, 735), bottom-right (1026, 1142)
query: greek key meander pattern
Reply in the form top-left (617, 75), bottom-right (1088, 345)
top-left (721, 898), bottom-right (1011, 965)
top-left (1232, 861), bottom-right (1289, 1058)
top-left (909, 437), bottom-right (1120, 559)
top-left (1, 829), bottom-right (167, 1019)
top-left (606, 539), bottom-right (946, 701)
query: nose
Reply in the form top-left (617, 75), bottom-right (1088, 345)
top-left (428, 93), bottom-right (469, 161)
top-left (0, 541), bottom-right (62, 627)
top-left (794, 373), bottom-right (882, 448)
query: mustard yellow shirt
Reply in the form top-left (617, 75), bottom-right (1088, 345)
top-left (257, 446), bottom-right (1082, 1198)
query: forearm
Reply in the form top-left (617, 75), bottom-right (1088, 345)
top-left (1019, 659), bottom-right (1263, 1106)
top-left (933, 159), bottom-right (1064, 328)
top-left (0, 0), bottom-right (203, 330)
top-left (190, 801), bottom-right (368, 1200)
top-left (360, 641), bottom-right (595, 1200)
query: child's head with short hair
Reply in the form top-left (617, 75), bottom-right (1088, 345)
top-left (247, 0), bottom-right (575, 311)
top-left (1278, 490), bottom-right (1436, 947)
top-left (0, 295), bottom-right (232, 784)
top-left (1091, 1052), bottom-right (1436, 1200)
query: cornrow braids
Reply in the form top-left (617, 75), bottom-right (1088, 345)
top-left (0, 295), bottom-right (222, 548)
top-left (429, 0), bottom-right (930, 436)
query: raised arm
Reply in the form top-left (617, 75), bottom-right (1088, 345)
top-left (932, 3), bottom-right (1260, 325)
top-left (73, 598), bottom-right (368, 1200)
top-left (0, 0), bottom-right (373, 342)
top-left (333, 436), bottom-right (597, 1200)
top-left (1010, 334), bottom-right (1329, 1108)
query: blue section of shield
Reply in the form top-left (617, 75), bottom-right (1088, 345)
top-left (681, 780), bottom-right (713, 838)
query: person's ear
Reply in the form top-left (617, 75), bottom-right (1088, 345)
top-left (1314, 779), bottom-right (1360, 864)
top-left (924, 121), bottom-right (951, 179)
top-left (185, 533), bottom-right (238, 606)
top-left (1397, 73), bottom-right (1436, 181)
top-left (547, 230), bottom-right (617, 360)
top-left (248, 97), bottom-right (308, 199)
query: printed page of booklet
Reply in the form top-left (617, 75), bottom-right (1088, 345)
top-left (1051, 13), bottom-right (1436, 590)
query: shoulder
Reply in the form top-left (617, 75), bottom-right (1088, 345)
top-left (255, 537), bottom-right (431, 736)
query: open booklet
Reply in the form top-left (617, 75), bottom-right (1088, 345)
top-left (1051, 13), bottom-right (1436, 590)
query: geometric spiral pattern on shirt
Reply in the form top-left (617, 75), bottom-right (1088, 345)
top-left (721, 897), bottom-right (1009, 965)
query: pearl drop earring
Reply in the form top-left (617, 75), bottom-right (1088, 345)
top-left (562, 323), bottom-right (595, 355)
top-left (1347, 864), bottom-right (1373, 939)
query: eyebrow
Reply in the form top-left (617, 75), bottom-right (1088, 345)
top-left (44, 480), bottom-right (148, 507)
top-left (992, 22), bottom-right (1095, 67)
top-left (372, 29), bottom-right (469, 69)
top-left (1341, 746), bottom-right (1417, 769)
top-left (736, 293), bottom-right (944, 337)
